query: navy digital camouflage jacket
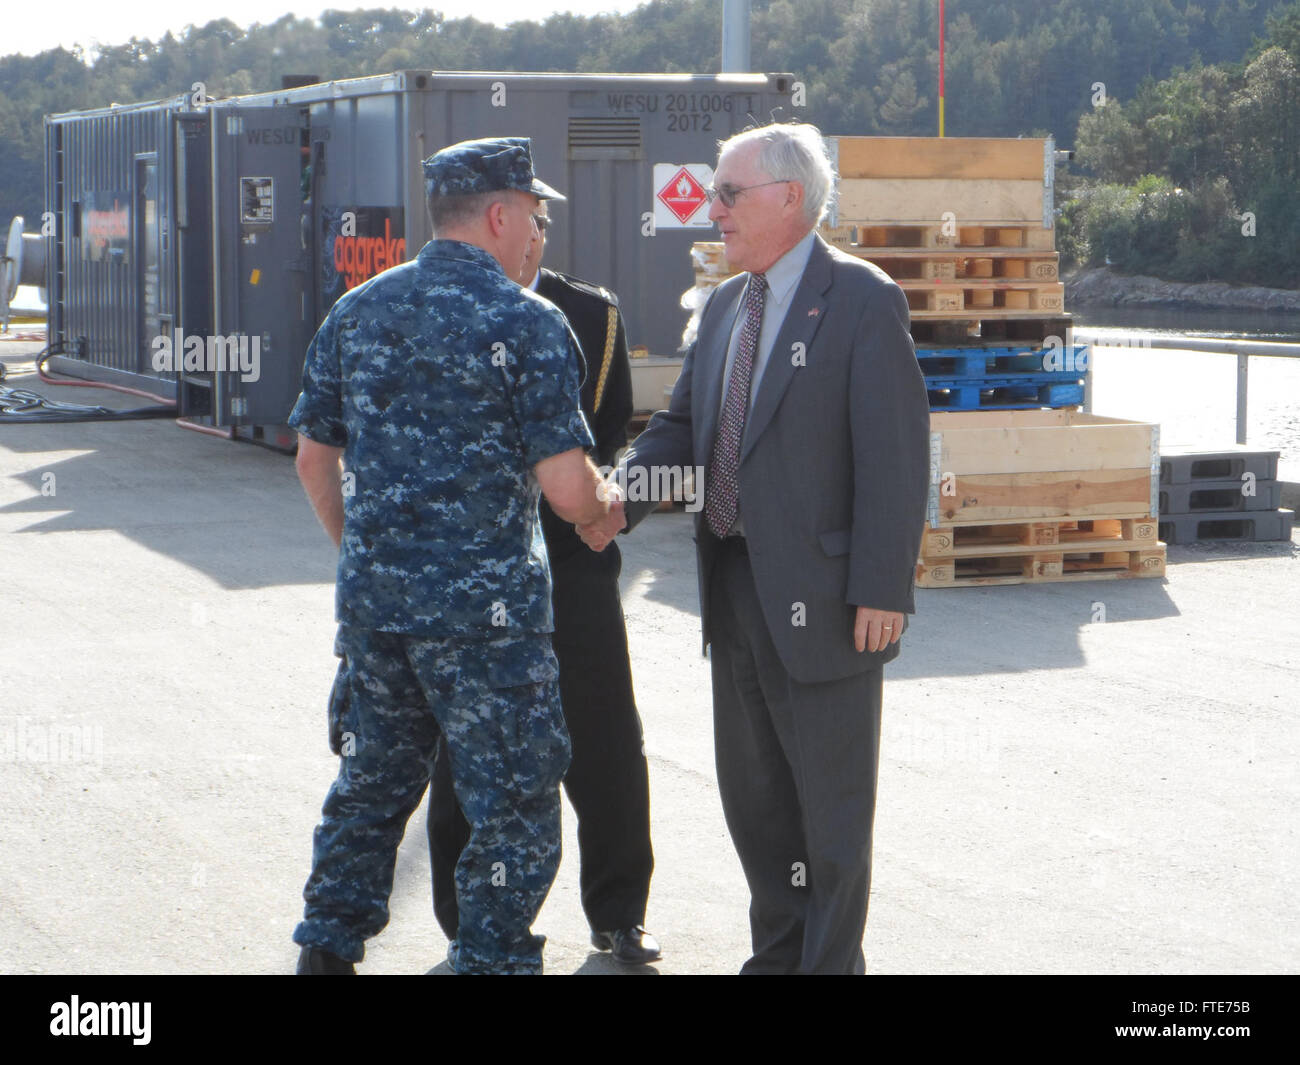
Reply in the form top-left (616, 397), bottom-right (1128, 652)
top-left (289, 239), bottom-right (594, 637)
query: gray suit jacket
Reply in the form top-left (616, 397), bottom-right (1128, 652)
top-left (623, 234), bottom-right (930, 685)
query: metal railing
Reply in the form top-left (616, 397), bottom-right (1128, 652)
top-left (1072, 329), bottom-right (1300, 445)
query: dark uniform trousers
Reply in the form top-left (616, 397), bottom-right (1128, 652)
top-left (428, 539), bottom-right (654, 934)
top-left (428, 267), bottom-right (653, 937)
top-left (710, 535), bottom-right (883, 975)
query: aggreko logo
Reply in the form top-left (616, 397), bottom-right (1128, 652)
top-left (334, 217), bottom-right (406, 291)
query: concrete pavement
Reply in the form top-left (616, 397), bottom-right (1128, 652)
top-left (1, 345), bottom-right (1295, 974)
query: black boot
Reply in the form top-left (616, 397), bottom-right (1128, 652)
top-left (296, 946), bottom-right (356, 974)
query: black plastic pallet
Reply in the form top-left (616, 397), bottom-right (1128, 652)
top-left (910, 315), bottom-right (1072, 347)
top-left (1158, 509), bottom-right (1294, 545)
top-left (1159, 446), bottom-right (1280, 485)
top-left (1158, 479), bottom-right (1282, 514)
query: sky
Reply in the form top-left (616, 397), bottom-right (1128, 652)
top-left (9, 1), bottom-right (652, 57)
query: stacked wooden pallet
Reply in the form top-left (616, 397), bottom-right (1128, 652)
top-left (684, 138), bottom-right (1178, 588)
top-left (689, 241), bottom-right (1082, 412)
top-left (1157, 445), bottom-right (1295, 544)
top-left (687, 137), bottom-right (1083, 412)
top-left (918, 411), bottom-right (1167, 587)
top-left (822, 225), bottom-right (1064, 323)
top-left (822, 136), bottom-right (1070, 350)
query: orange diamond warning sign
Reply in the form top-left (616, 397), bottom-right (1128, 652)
top-left (656, 166), bottom-right (709, 224)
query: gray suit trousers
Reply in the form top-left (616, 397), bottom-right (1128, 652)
top-left (710, 536), bottom-right (883, 974)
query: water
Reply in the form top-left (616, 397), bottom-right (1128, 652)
top-left (1073, 306), bottom-right (1300, 343)
top-left (1075, 307), bottom-right (1300, 478)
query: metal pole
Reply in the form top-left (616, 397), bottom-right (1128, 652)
top-left (1071, 330), bottom-right (1300, 449)
top-left (938, 0), bottom-right (946, 137)
top-left (1236, 352), bottom-right (1249, 445)
top-left (721, 0), bottom-right (751, 74)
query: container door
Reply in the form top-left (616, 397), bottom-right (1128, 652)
top-left (210, 103), bottom-right (313, 432)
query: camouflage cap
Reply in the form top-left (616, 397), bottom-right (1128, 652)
top-left (422, 136), bottom-right (566, 202)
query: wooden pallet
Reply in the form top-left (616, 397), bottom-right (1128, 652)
top-left (920, 516), bottom-right (1158, 557)
top-left (902, 281), bottom-right (1065, 315)
top-left (840, 247), bottom-right (1060, 282)
top-left (688, 242), bottom-right (1073, 344)
top-left (822, 222), bottom-right (1055, 251)
top-left (917, 543), bottom-right (1167, 587)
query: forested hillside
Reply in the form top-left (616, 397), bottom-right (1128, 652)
top-left (1062, 2), bottom-right (1300, 285)
top-left (1, 0), bottom-right (1295, 285)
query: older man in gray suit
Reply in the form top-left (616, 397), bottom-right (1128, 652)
top-left (580, 122), bottom-right (930, 974)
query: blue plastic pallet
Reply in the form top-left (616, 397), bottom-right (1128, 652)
top-left (923, 370), bottom-right (1085, 389)
top-left (926, 379), bottom-right (1085, 411)
top-left (914, 344), bottom-right (1089, 379)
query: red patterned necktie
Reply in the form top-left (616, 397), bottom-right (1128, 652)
top-left (705, 272), bottom-right (767, 539)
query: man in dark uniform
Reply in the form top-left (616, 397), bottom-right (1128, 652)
top-left (289, 137), bottom-right (617, 974)
top-left (426, 195), bottom-right (660, 965)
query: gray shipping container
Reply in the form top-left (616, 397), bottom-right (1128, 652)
top-left (44, 70), bottom-right (796, 445)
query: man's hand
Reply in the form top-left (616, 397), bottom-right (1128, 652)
top-left (535, 448), bottom-right (609, 527)
top-left (854, 606), bottom-right (904, 653)
top-left (577, 501), bottom-right (626, 551)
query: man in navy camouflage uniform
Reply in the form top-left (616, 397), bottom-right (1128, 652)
top-left (289, 136), bottom-right (619, 974)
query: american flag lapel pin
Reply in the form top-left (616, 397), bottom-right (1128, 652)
top-left (807, 307), bottom-right (820, 317)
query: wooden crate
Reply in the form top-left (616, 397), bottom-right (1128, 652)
top-left (931, 468), bottom-right (1152, 522)
top-left (928, 411), bottom-right (1160, 526)
top-left (836, 178), bottom-right (1046, 227)
top-left (832, 136), bottom-right (1047, 181)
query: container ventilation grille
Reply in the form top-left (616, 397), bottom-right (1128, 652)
top-left (568, 116), bottom-right (642, 152)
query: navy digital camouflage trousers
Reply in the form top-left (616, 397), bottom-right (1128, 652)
top-left (292, 625), bottom-right (570, 974)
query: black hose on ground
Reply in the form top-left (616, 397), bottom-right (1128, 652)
top-left (0, 343), bottom-right (176, 423)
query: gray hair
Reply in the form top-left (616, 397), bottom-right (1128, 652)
top-left (718, 123), bottom-right (836, 227)
top-left (427, 189), bottom-right (505, 235)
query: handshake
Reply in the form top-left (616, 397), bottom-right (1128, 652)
top-left (576, 476), bottom-right (627, 552)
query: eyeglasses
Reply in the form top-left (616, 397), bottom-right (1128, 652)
top-left (531, 214), bottom-right (551, 232)
top-left (704, 179), bottom-right (790, 208)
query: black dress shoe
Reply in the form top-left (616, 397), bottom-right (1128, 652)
top-left (591, 926), bottom-right (662, 964)
top-left (296, 946), bottom-right (356, 974)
